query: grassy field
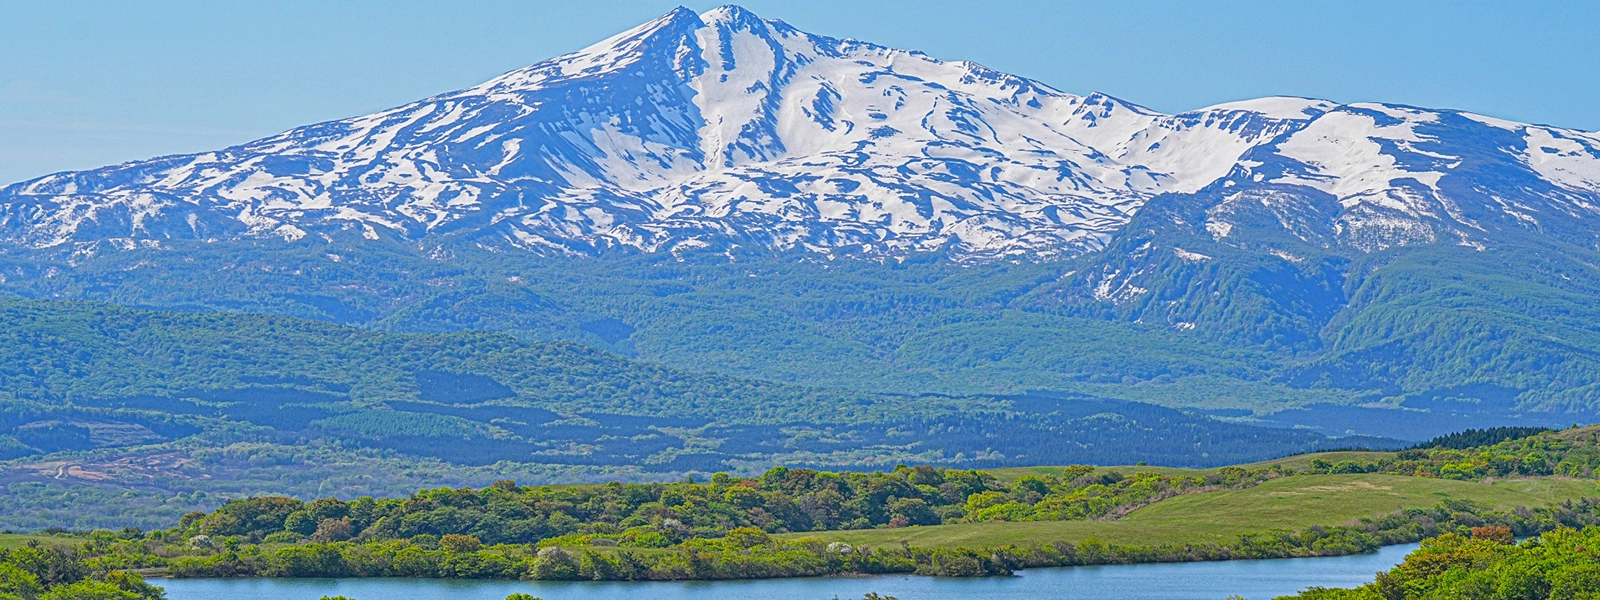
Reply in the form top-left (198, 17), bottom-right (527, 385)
top-left (984, 451), bottom-right (1399, 483)
top-left (0, 533), bottom-right (75, 549)
top-left (776, 473), bottom-right (1599, 549)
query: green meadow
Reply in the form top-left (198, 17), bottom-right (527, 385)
top-left (777, 473), bottom-right (1599, 548)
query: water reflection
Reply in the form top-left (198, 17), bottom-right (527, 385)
top-left (157, 543), bottom-right (1418, 600)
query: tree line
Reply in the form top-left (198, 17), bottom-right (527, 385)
top-left (70, 498), bottom-right (1600, 582)
top-left (1307, 426), bottom-right (1600, 480)
top-left (167, 463), bottom-right (1286, 551)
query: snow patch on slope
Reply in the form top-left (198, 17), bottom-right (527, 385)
top-left (1524, 128), bottom-right (1600, 192)
top-left (1201, 96), bottom-right (1337, 120)
top-left (1274, 105), bottom-right (1449, 199)
top-left (2, 6), bottom-right (1598, 261)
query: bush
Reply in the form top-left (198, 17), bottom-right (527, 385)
top-left (262, 531), bottom-right (306, 544)
top-left (441, 534), bottom-right (483, 553)
top-left (531, 547), bottom-right (579, 580)
top-left (311, 519), bottom-right (354, 543)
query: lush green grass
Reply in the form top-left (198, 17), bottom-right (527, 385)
top-left (0, 533), bottom-right (73, 548)
top-left (777, 474), bottom-right (1599, 548)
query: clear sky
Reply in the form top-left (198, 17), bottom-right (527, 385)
top-left (3, 0), bottom-right (1597, 185)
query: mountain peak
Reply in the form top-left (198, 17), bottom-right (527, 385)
top-left (584, 5), bottom-right (705, 54)
top-left (1196, 96), bottom-right (1336, 120)
top-left (1, 8), bottom-right (1596, 261)
top-left (470, 6), bottom-right (706, 93)
top-left (699, 4), bottom-right (764, 26)
top-left (1080, 91), bottom-right (1160, 116)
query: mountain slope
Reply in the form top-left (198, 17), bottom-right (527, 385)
top-left (7, 8), bottom-right (1595, 261)
top-left (0, 7), bottom-right (1365, 259)
top-left (1, 5), bottom-right (1599, 430)
top-left (1, 6), bottom-right (1596, 262)
top-left (0, 298), bottom-right (1389, 462)
top-left (1023, 104), bottom-right (1600, 403)
top-left (0, 298), bottom-right (1408, 529)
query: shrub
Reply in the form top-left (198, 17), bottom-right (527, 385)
top-left (441, 534), bottom-right (483, 553)
top-left (311, 519), bottom-right (354, 543)
top-left (531, 547), bottom-right (579, 580)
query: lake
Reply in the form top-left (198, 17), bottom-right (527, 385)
top-left (155, 543), bottom-right (1416, 600)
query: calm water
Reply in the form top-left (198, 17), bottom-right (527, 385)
top-left (155, 543), bottom-right (1417, 600)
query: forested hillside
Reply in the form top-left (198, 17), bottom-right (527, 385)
top-left (0, 298), bottom-right (1388, 530)
top-left (5, 237), bottom-right (1598, 441)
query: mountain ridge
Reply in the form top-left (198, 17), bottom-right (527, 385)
top-left (2, 5), bottom-right (1600, 425)
top-left (19, 6), bottom-right (1593, 260)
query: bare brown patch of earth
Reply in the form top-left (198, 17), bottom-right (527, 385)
top-left (6, 452), bottom-right (196, 487)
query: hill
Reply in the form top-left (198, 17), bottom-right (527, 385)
top-left (778, 474), bottom-right (1596, 549)
top-left (0, 298), bottom-right (1390, 530)
top-left (7, 240), bottom-right (1597, 440)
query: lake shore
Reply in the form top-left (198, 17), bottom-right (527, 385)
top-left (150, 542), bottom-right (1422, 600)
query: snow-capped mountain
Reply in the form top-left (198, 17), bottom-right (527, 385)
top-left (1026, 104), bottom-right (1600, 353)
top-left (2, 6), bottom-right (1599, 260)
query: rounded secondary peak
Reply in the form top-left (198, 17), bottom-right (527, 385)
top-left (1080, 92), bottom-right (1161, 115)
top-left (1199, 96), bottom-right (1337, 120)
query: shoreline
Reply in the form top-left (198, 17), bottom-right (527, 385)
top-left (144, 540), bottom-right (1426, 583)
top-left (142, 545), bottom-right (1428, 600)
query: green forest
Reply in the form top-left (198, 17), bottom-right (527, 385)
top-left (0, 297), bottom-right (1404, 531)
top-left (6, 236), bottom-right (1600, 420)
top-left (10, 426), bottom-right (1593, 584)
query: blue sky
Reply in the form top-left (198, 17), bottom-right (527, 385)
top-left (3, 0), bottom-right (1597, 184)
